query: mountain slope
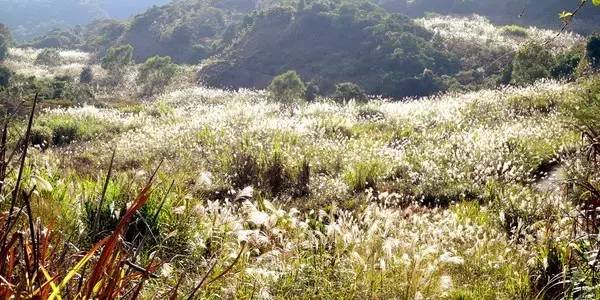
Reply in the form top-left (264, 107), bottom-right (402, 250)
top-left (25, 0), bottom-right (267, 63)
top-left (199, 4), bottom-right (458, 98)
top-left (377, 0), bottom-right (600, 33)
top-left (0, 0), bottom-right (169, 41)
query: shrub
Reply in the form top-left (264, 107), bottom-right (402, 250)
top-left (51, 121), bottom-right (79, 146)
top-left (551, 46), bottom-right (582, 80)
top-left (511, 42), bottom-right (554, 85)
top-left (101, 44), bottom-right (133, 72)
top-left (499, 25), bottom-right (528, 38)
top-left (51, 75), bottom-right (72, 99)
top-left (0, 64), bottom-right (10, 88)
top-left (35, 48), bottom-right (62, 66)
top-left (565, 77), bottom-right (600, 163)
top-left (79, 66), bottom-right (94, 84)
top-left (343, 160), bottom-right (384, 193)
top-left (137, 55), bottom-right (178, 96)
top-left (333, 82), bottom-right (368, 103)
top-left (267, 70), bottom-right (306, 105)
top-left (263, 150), bottom-right (290, 196)
top-left (304, 80), bottom-right (320, 102)
top-left (29, 125), bottom-right (53, 149)
top-left (357, 106), bottom-right (385, 121)
top-left (587, 34), bottom-right (600, 71)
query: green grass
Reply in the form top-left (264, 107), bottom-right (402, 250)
top-left (3, 54), bottom-right (599, 298)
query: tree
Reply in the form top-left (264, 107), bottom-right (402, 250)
top-left (511, 42), bottom-right (554, 85)
top-left (267, 70), bottom-right (306, 105)
top-left (137, 56), bottom-right (178, 96)
top-left (101, 44), bottom-right (133, 72)
top-left (333, 82), bottom-right (368, 103)
top-left (79, 66), bottom-right (94, 84)
top-left (35, 48), bottom-right (62, 66)
top-left (587, 34), bottom-right (600, 71)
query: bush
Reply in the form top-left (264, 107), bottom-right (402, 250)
top-left (51, 121), bottom-right (79, 146)
top-left (29, 125), bottom-right (53, 149)
top-left (551, 46), bottom-right (582, 80)
top-left (333, 82), bottom-right (368, 103)
top-left (500, 25), bottom-right (529, 38)
top-left (0, 65), bottom-right (10, 88)
top-left (79, 66), bottom-right (94, 84)
top-left (304, 80), bottom-right (320, 102)
top-left (343, 160), bottom-right (384, 193)
top-left (137, 56), bottom-right (178, 96)
top-left (101, 44), bottom-right (133, 71)
top-left (587, 34), bottom-right (600, 71)
top-left (267, 70), bottom-right (306, 105)
top-left (35, 48), bottom-right (62, 66)
top-left (511, 42), bottom-right (554, 85)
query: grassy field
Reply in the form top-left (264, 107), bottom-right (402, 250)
top-left (1, 15), bottom-right (600, 300)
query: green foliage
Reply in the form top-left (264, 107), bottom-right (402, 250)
top-left (200, 2), bottom-right (458, 99)
top-left (36, 114), bottom-right (125, 147)
top-left (137, 55), bottom-right (178, 96)
top-left (564, 76), bottom-right (600, 162)
top-left (30, 125), bottom-right (53, 149)
top-left (343, 160), bottom-right (384, 193)
top-left (499, 25), bottom-right (528, 38)
top-left (382, 0), bottom-right (599, 33)
top-left (79, 66), bottom-right (94, 84)
top-left (0, 65), bottom-right (10, 88)
top-left (35, 48), bottom-right (63, 66)
top-left (304, 80), bottom-right (320, 102)
top-left (511, 42), bottom-right (554, 85)
top-left (27, 28), bottom-right (83, 49)
top-left (587, 34), bottom-right (600, 70)
top-left (268, 70), bottom-right (306, 104)
top-left (551, 46), bottom-right (583, 80)
top-left (101, 44), bottom-right (133, 71)
top-left (333, 82), bottom-right (368, 103)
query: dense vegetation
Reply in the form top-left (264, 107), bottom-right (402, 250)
top-left (26, 0), bottom-right (263, 62)
top-left (19, 0), bottom-right (595, 99)
top-left (0, 0), bottom-right (600, 299)
top-left (379, 0), bottom-right (600, 33)
top-left (0, 0), bottom-right (169, 41)
top-left (199, 3), bottom-right (455, 98)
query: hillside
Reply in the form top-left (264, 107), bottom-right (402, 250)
top-left (199, 5), bottom-right (457, 98)
top-left (0, 0), bottom-right (169, 41)
top-left (10, 6), bottom-right (586, 99)
top-left (378, 0), bottom-right (600, 34)
top-left (199, 9), bottom-right (582, 98)
top-left (17, 0), bottom-right (590, 99)
top-left (23, 0), bottom-right (267, 63)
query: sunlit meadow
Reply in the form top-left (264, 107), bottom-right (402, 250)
top-left (1, 13), bottom-right (597, 299)
top-left (19, 71), bottom-right (587, 298)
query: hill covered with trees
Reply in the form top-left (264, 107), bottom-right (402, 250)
top-left (0, 0), bottom-right (169, 41)
top-left (199, 3), bottom-right (457, 98)
top-left (378, 0), bottom-right (600, 33)
top-left (24, 0), bottom-right (592, 99)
